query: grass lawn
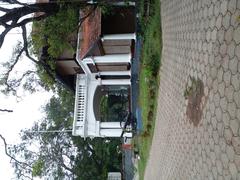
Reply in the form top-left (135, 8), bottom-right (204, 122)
top-left (135, 0), bottom-right (162, 179)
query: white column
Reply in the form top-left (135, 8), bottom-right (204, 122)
top-left (100, 129), bottom-right (132, 138)
top-left (100, 128), bottom-right (122, 137)
top-left (111, 2), bottom-right (135, 6)
top-left (101, 79), bottom-right (131, 85)
top-left (99, 71), bottom-right (131, 76)
top-left (87, 1), bottom-right (135, 6)
top-left (83, 54), bottom-right (131, 64)
top-left (123, 132), bottom-right (132, 138)
top-left (102, 33), bottom-right (136, 40)
top-left (100, 122), bottom-right (122, 129)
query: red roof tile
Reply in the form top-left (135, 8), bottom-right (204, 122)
top-left (79, 8), bottom-right (101, 59)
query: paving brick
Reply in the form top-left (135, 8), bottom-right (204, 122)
top-left (145, 1), bottom-right (240, 179)
top-left (224, 128), bottom-right (233, 145)
top-left (222, 55), bottom-right (230, 72)
top-left (227, 102), bottom-right (237, 118)
top-left (237, 109), bottom-right (240, 120)
top-left (227, 41), bottom-right (235, 58)
top-left (229, 162), bottom-right (238, 179)
top-left (235, 44), bottom-right (240, 58)
top-left (232, 136), bottom-right (240, 155)
top-left (234, 154), bottom-right (240, 171)
top-left (216, 159), bottom-right (223, 175)
top-left (230, 120), bottom-right (240, 136)
top-left (217, 28), bottom-right (225, 44)
top-left (222, 12), bottom-right (231, 30)
top-left (215, 106), bottom-right (222, 120)
top-left (225, 27), bottom-right (234, 45)
top-left (214, 1), bottom-right (221, 17)
top-left (233, 92), bottom-right (240, 108)
top-left (216, 14), bottom-right (223, 29)
top-left (212, 166), bottom-right (218, 179)
top-left (231, 10), bottom-right (240, 28)
top-left (225, 85), bottom-right (234, 103)
top-left (222, 112), bottom-right (230, 127)
top-left (221, 153), bottom-right (230, 169)
top-left (218, 82), bottom-right (225, 97)
top-left (231, 74), bottom-right (240, 91)
top-left (226, 145), bottom-right (235, 162)
top-left (228, 0), bottom-right (237, 13)
top-left (220, 0), bottom-right (228, 16)
top-left (217, 123), bottom-right (224, 137)
top-left (234, 26), bottom-right (240, 44)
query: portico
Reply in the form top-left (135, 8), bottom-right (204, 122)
top-left (72, 32), bottom-right (136, 138)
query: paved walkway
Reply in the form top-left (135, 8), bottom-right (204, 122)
top-left (145, 0), bottom-right (240, 179)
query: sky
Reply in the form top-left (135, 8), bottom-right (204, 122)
top-left (0, 1), bottom-right (53, 179)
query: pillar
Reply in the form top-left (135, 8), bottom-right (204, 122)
top-left (100, 122), bottom-right (122, 129)
top-left (100, 128), bottom-right (132, 138)
top-left (101, 79), bottom-right (131, 85)
top-left (83, 54), bottom-right (131, 64)
top-left (99, 71), bottom-right (131, 76)
top-left (102, 33), bottom-right (136, 41)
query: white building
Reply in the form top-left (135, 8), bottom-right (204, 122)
top-left (71, 6), bottom-right (136, 138)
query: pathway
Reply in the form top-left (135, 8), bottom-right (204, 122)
top-left (145, 0), bottom-right (240, 179)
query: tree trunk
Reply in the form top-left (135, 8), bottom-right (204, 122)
top-left (0, 3), bottom-right (59, 24)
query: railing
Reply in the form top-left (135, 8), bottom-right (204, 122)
top-left (72, 74), bottom-right (87, 136)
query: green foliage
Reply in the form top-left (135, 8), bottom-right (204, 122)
top-left (44, 86), bottom-right (74, 128)
top-left (100, 4), bottom-right (114, 16)
top-left (72, 137), bottom-right (122, 180)
top-left (100, 91), bottom-right (129, 122)
top-left (31, 6), bottom-right (78, 58)
top-left (137, 0), bottom-right (162, 179)
top-left (141, 9), bottom-right (161, 76)
top-left (9, 85), bottom-right (122, 179)
top-left (32, 159), bottom-right (44, 177)
top-left (35, 64), bottom-right (56, 91)
top-left (0, 41), bottom-right (23, 95)
top-left (44, 7), bottom-right (77, 57)
top-left (100, 95), bottom-right (108, 120)
top-left (31, 6), bottom-right (79, 91)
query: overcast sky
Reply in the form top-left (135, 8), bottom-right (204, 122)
top-left (0, 1), bottom-right (53, 178)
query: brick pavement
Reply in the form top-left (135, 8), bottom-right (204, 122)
top-left (144, 0), bottom-right (240, 179)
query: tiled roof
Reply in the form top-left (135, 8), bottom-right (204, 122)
top-left (79, 8), bottom-right (101, 59)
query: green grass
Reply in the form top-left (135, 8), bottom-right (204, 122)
top-left (135, 0), bottom-right (162, 179)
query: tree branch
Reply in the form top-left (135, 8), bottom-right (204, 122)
top-left (0, 26), bottom-right (12, 47)
top-left (0, 6), bottom-right (11, 13)
top-left (21, 25), bottom-right (57, 83)
top-left (17, 13), bottom-right (48, 31)
top-left (0, 109), bottom-right (13, 112)
top-left (18, 173), bottom-right (33, 180)
top-left (0, 0), bottom-right (27, 6)
top-left (0, 2), bottom-right (98, 95)
top-left (4, 70), bottom-right (36, 95)
top-left (0, 134), bottom-right (32, 169)
top-left (21, 25), bottom-right (38, 63)
top-left (0, 3), bottom-right (59, 49)
top-left (2, 42), bottom-right (25, 82)
top-left (0, 23), bottom-right (56, 95)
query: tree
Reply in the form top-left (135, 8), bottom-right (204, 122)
top-left (0, 0), bottom-right (123, 95)
top-left (1, 86), bottom-right (122, 179)
top-left (0, 1), bottom-right (124, 178)
top-left (0, 0), bottom-right (98, 95)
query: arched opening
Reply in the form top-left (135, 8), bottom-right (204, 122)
top-left (93, 85), bottom-right (130, 123)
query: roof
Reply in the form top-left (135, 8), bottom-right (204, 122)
top-left (79, 8), bottom-right (101, 59)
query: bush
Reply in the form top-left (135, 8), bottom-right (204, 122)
top-left (32, 6), bottom-right (78, 58)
